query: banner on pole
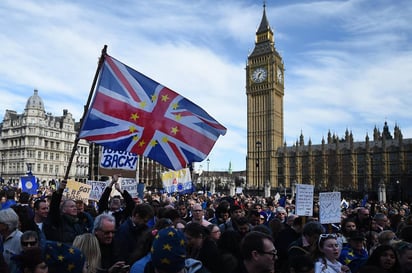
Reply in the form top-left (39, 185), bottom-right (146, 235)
top-left (160, 168), bottom-right (193, 194)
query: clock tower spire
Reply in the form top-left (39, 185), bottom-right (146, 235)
top-left (246, 4), bottom-right (284, 196)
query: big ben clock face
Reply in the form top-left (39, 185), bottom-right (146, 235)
top-left (252, 67), bottom-right (267, 83)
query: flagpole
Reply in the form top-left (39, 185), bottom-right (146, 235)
top-left (63, 45), bottom-right (108, 180)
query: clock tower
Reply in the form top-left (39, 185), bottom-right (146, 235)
top-left (246, 4), bottom-right (284, 195)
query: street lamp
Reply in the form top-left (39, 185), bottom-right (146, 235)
top-left (256, 141), bottom-right (262, 196)
top-left (206, 158), bottom-right (210, 192)
top-left (396, 180), bottom-right (402, 202)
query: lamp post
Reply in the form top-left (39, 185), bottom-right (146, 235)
top-left (206, 158), bottom-right (210, 193)
top-left (396, 180), bottom-right (402, 203)
top-left (256, 141), bottom-right (262, 196)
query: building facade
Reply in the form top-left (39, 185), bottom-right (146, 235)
top-left (246, 5), bottom-right (284, 193)
top-left (0, 90), bottom-right (89, 185)
top-left (275, 123), bottom-right (412, 201)
top-left (246, 7), bottom-right (412, 201)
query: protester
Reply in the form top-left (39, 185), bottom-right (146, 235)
top-left (394, 241), bottom-right (412, 273)
top-left (288, 221), bottom-right (324, 258)
top-left (187, 204), bottom-right (212, 227)
top-left (184, 222), bottom-right (222, 273)
top-left (217, 230), bottom-right (242, 273)
top-left (0, 208), bottom-right (22, 265)
top-left (313, 234), bottom-right (350, 273)
top-left (143, 227), bottom-right (209, 273)
top-left (362, 244), bottom-right (399, 273)
top-left (73, 233), bottom-right (102, 273)
top-left (339, 230), bottom-right (368, 273)
top-left (289, 254), bottom-right (315, 273)
top-left (43, 180), bottom-right (89, 244)
top-left (206, 224), bottom-right (221, 242)
top-left (32, 199), bottom-right (49, 243)
top-left (236, 231), bottom-right (277, 273)
top-left (0, 189), bottom-right (16, 210)
top-left (44, 240), bottom-right (85, 273)
top-left (93, 213), bottom-right (124, 272)
top-left (13, 247), bottom-right (47, 273)
top-left (113, 203), bottom-right (154, 264)
top-left (97, 175), bottom-right (135, 229)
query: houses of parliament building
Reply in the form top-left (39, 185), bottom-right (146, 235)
top-left (246, 5), bottom-right (412, 201)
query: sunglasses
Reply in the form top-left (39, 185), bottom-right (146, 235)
top-left (318, 234), bottom-right (338, 244)
top-left (22, 240), bottom-right (38, 247)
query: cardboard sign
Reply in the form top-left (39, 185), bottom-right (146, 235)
top-left (319, 192), bottom-right (341, 224)
top-left (295, 184), bottom-right (314, 216)
top-left (63, 179), bottom-right (92, 202)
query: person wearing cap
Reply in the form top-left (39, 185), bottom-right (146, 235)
top-left (339, 231), bottom-right (368, 273)
top-left (43, 240), bottom-right (86, 273)
top-left (144, 227), bottom-right (209, 273)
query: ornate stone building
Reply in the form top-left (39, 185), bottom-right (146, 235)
top-left (275, 123), bottom-right (412, 201)
top-left (246, 6), bottom-right (412, 201)
top-left (0, 90), bottom-right (89, 184)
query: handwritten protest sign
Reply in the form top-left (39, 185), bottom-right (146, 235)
top-left (87, 180), bottom-right (107, 200)
top-left (295, 184), bottom-right (314, 216)
top-left (100, 147), bottom-right (138, 170)
top-left (120, 177), bottom-right (138, 198)
top-left (63, 179), bottom-right (91, 202)
top-left (319, 192), bottom-right (341, 224)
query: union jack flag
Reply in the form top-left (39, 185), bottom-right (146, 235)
top-left (79, 54), bottom-right (226, 170)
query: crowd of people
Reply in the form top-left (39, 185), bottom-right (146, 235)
top-left (1, 175), bottom-right (412, 273)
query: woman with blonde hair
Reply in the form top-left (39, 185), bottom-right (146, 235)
top-left (73, 233), bottom-right (101, 273)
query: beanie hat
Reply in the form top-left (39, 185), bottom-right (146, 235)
top-left (151, 227), bottom-right (186, 273)
top-left (44, 241), bottom-right (85, 273)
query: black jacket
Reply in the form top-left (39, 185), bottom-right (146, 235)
top-left (43, 191), bottom-right (89, 244)
top-left (98, 187), bottom-right (135, 228)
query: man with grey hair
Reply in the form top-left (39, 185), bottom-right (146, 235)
top-left (43, 180), bottom-right (89, 243)
top-left (0, 208), bottom-right (22, 265)
top-left (93, 213), bottom-right (125, 271)
top-left (373, 213), bottom-right (389, 232)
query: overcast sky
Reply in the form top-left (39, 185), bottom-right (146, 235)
top-left (1, 0), bottom-right (411, 172)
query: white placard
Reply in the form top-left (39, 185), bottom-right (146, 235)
top-left (120, 177), bottom-right (138, 198)
top-left (87, 180), bottom-right (107, 200)
top-left (295, 184), bottom-right (314, 216)
top-left (100, 147), bottom-right (138, 170)
top-left (319, 192), bottom-right (341, 224)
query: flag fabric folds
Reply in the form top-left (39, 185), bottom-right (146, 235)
top-left (20, 175), bottom-right (38, 194)
top-left (79, 54), bottom-right (226, 170)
